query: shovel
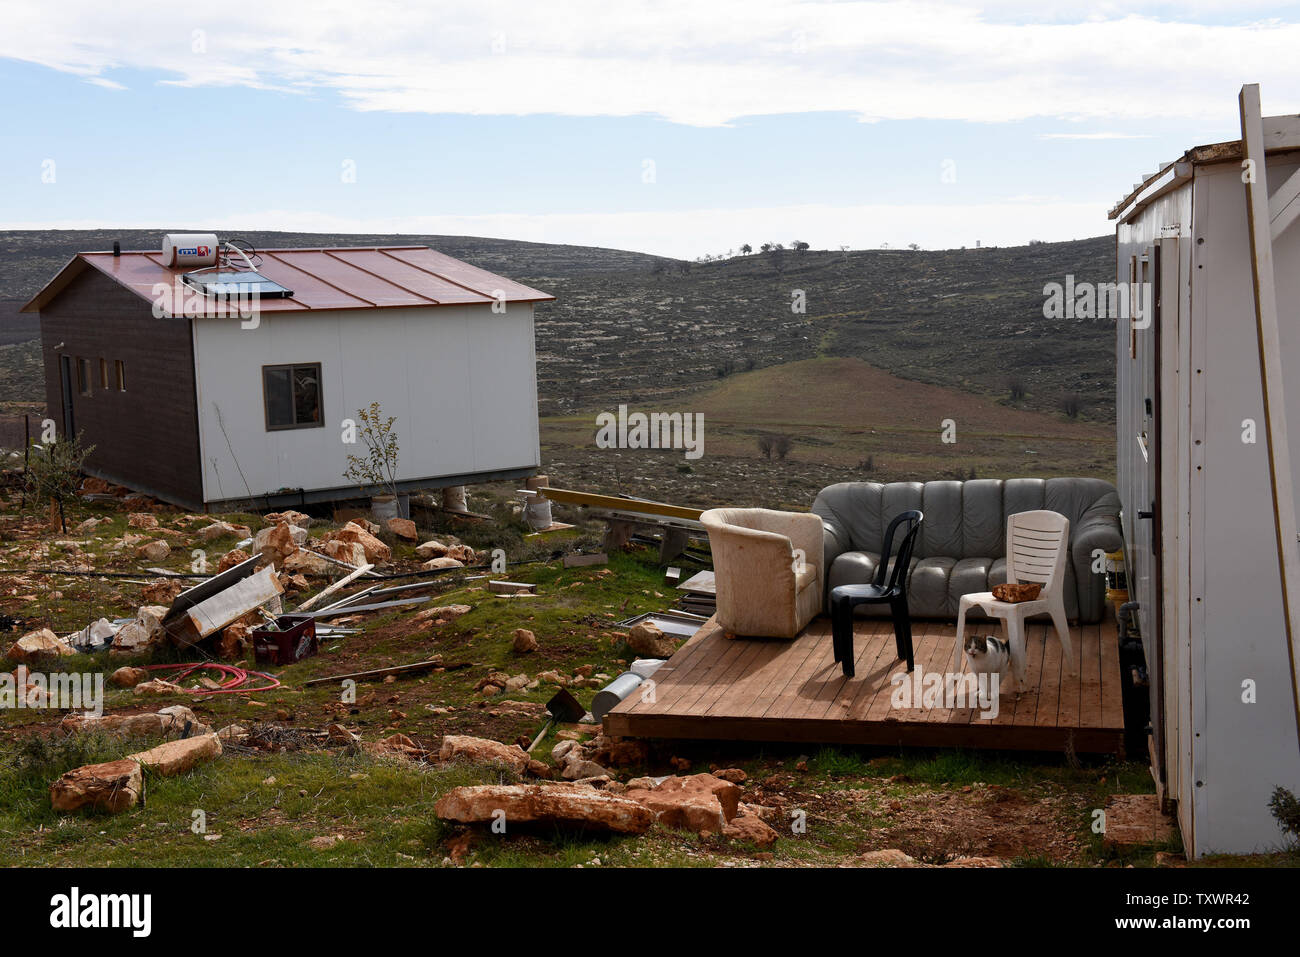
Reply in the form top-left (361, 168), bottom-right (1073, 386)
top-left (526, 688), bottom-right (586, 753)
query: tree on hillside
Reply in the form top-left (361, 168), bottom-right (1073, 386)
top-left (793, 240), bottom-right (809, 253)
top-left (740, 243), bottom-right (752, 255)
top-left (25, 432), bottom-right (95, 534)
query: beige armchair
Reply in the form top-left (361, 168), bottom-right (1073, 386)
top-left (700, 508), bottom-right (825, 639)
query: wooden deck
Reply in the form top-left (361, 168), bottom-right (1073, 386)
top-left (605, 616), bottom-right (1126, 753)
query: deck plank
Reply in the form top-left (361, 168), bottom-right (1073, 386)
top-left (604, 613), bottom-right (1124, 753)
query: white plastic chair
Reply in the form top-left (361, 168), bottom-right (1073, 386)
top-left (956, 510), bottom-right (1071, 691)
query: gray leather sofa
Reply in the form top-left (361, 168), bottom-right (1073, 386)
top-left (811, 478), bottom-right (1122, 623)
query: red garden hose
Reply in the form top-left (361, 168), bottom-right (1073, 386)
top-left (141, 662), bottom-right (281, 695)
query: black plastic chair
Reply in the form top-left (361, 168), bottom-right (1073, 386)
top-left (829, 509), bottom-right (923, 677)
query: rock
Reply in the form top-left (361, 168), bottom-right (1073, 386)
top-left (263, 510), bottom-right (312, 529)
top-left (859, 849), bottom-right (919, 867)
top-left (438, 735), bottom-right (529, 774)
top-left (941, 856), bottom-right (1006, 868)
top-left (217, 548), bottom-right (251, 573)
top-left (8, 628), bottom-right (74, 664)
top-left (435, 784), bottom-right (654, 834)
top-left (624, 774), bottom-right (741, 834)
top-left (127, 732), bottom-right (222, 777)
top-left (196, 521), bottom-right (250, 542)
top-left (62, 706), bottom-right (209, 739)
top-left (415, 540), bottom-right (449, 560)
top-left (128, 512), bottom-right (159, 529)
top-left (110, 605), bottom-right (169, 656)
top-left (512, 629), bottom-right (538, 653)
top-left (562, 757), bottom-right (612, 781)
top-left (322, 539), bottom-right (369, 567)
top-left (217, 724), bottom-right (249, 744)
top-left (422, 557), bottom-right (464, 570)
top-left (326, 723), bottom-right (359, 744)
top-left (133, 678), bottom-right (184, 696)
top-left (386, 517), bottom-right (418, 541)
top-left (135, 539), bottom-right (171, 562)
top-left (712, 768), bottom-right (748, 784)
top-left (50, 759), bottom-right (145, 813)
top-left (415, 604), bottom-right (472, 623)
top-left (363, 733), bottom-right (429, 759)
top-left (140, 578), bottom-right (184, 605)
top-left (308, 834), bottom-right (344, 849)
top-left (253, 522), bottom-right (301, 566)
top-left (722, 813), bottom-right (779, 848)
top-left (329, 521), bottom-right (391, 564)
top-left (551, 740), bottom-right (580, 763)
top-left (281, 549), bottom-right (334, 577)
top-left (217, 623), bottom-right (252, 660)
top-left (446, 544), bottom-right (477, 564)
top-left (626, 621), bottom-right (679, 658)
top-left (73, 517), bottom-right (104, 536)
top-left (108, 666), bottom-right (149, 688)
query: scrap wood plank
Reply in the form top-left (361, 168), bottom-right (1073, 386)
top-left (185, 565), bottom-right (284, 638)
top-left (522, 486), bottom-right (704, 523)
top-left (303, 658), bottom-right (445, 687)
top-left (489, 580), bottom-right (536, 595)
top-left (295, 563), bottom-right (375, 612)
top-left (300, 596), bottom-right (431, 618)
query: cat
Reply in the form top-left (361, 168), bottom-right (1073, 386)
top-left (962, 634), bottom-right (1018, 695)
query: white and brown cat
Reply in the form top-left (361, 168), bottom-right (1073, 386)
top-left (962, 634), bottom-right (1020, 695)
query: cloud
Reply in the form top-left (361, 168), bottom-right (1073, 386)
top-left (0, 2), bottom-right (1297, 126)
top-left (2, 200), bottom-right (1113, 259)
top-left (1038, 132), bottom-right (1153, 140)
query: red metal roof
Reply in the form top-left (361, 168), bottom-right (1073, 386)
top-left (21, 245), bottom-right (555, 314)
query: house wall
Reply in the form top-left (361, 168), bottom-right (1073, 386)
top-left (37, 269), bottom-right (204, 507)
top-left (189, 301), bottom-right (540, 504)
top-left (1118, 155), bottom-right (1300, 857)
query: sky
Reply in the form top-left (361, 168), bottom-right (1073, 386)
top-left (1, 1), bottom-right (1298, 258)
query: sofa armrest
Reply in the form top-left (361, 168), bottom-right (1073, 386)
top-left (1070, 509), bottom-right (1122, 622)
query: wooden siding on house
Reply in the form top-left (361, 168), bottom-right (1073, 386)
top-left (38, 269), bottom-right (203, 508)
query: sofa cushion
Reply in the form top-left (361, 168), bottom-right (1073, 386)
top-left (910, 556), bottom-right (957, 616)
top-left (920, 481), bottom-right (963, 559)
top-left (828, 551), bottom-right (879, 593)
top-left (961, 480), bottom-right (1005, 558)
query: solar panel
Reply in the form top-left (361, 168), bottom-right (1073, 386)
top-left (181, 271), bottom-right (294, 299)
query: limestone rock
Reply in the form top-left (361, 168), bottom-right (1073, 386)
top-left (386, 517), bottom-right (418, 541)
top-left (263, 510), bottom-right (312, 529)
top-left (329, 521), bottom-right (390, 564)
top-left (435, 784), bottom-right (654, 834)
top-left (128, 512), bottom-right (159, 529)
top-left (217, 623), bottom-right (252, 660)
top-left (217, 548), bottom-right (251, 573)
top-left (281, 549), bottom-right (335, 577)
top-left (61, 706), bottom-right (209, 740)
top-left (512, 629), bottom-right (538, 653)
top-left (133, 678), bottom-right (184, 696)
top-left (141, 578), bottom-right (184, 605)
top-left (722, 812), bottom-right (779, 848)
top-left (253, 522), bottom-right (301, 566)
top-left (50, 760), bottom-right (144, 813)
top-left (135, 539), bottom-right (171, 562)
top-left (127, 732), bottom-right (222, 777)
top-left (624, 773), bottom-right (741, 834)
top-left (446, 544), bottom-right (477, 564)
top-left (438, 735), bottom-right (529, 774)
top-left (626, 621), bottom-right (679, 658)
top-left (422, 557), bottom-right (464, 571)
top-left (110, 605), bottom-right (170, 656)
top-left (108, 666), bottom-right (149, 688)
top-left (859, 849), bottom-right (920, 867)
top-left (322, 539), bottom-right (369, 567)
top-left (415, 540), bottom-right (449, 560)
top-left (196, 521), bottom-right (250, 542)
top-left (8, 628), bottom-right (74, 664)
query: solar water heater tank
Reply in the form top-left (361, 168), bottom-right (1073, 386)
top-left (162, 233), bottom-right (220, 268)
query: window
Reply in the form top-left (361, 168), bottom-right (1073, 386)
top-left (76, 358), bottom-right (91, 396)
top-left (114, 360), bottom-right (126, 392)
top-left (99, 358), bottom-right (109, 389)
top-left (263, 363), bottom-right (323, 431)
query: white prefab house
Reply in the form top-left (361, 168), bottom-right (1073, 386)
top-left (1110, 88), bottom-right (1300, 857)
top-left (22, 241), bottom-right (553, 511)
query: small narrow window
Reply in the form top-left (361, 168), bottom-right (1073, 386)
top-left (263, 363), bottom-right (323, 431)
top-left (99, 358), bottom-right (109, 389)
top-left (115, 360), bottom-right (126, 392)
top-left (76, 358), bottom-right (91, 396)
